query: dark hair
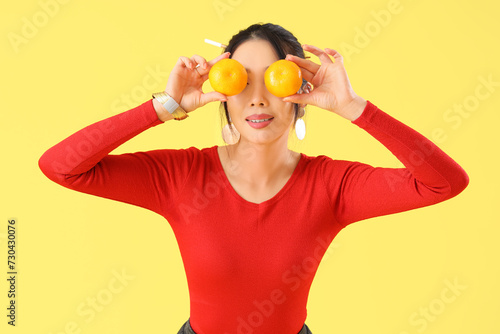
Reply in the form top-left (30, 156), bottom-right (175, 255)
top-left (220, 23), bottom-right (307, 136)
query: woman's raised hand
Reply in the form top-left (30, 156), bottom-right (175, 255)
top-left (164, 52), bottom-right (230, 113)
top-left (284, 45), bottom-right (367, 121)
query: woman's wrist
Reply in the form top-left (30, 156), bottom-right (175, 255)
top-left (339, 95), bottom-right (367, 121)
top-left (152, 97), bottom-right (175, 122)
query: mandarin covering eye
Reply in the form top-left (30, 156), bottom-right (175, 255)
top-left (264, 60), bottom-right (303, 97)
top-left (209, 59), bottom-right (248, 96)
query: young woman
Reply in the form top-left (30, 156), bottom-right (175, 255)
top-left (39, 23), bottom-right (469, 334)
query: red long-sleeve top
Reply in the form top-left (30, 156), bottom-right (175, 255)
top-left (38, 100), bottom-right (468, 334)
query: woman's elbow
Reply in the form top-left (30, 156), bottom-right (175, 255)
top-left (455, 168), bottom-right (469, 195)
top-left (448, 167), bottom-right (469, 198)
top-left (38, 151), bottom-right (66, 184)
top-left (425, 166), bottom-right (469, 202)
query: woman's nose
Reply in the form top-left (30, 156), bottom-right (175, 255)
top-left (248, 80), bottom-right (269, 107)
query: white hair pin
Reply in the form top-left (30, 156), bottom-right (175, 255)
top-left (204, 38), bottom-right (227, 49)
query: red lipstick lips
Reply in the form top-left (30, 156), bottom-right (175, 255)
top-left (245, 114), bottom-right (274, 129)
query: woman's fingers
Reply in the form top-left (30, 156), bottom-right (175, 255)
top-left (190, 54), bottom-right (208, 71)
top-left (207, 52), bottom-right (231, 67)
top-left (190, 54), bottom-right (210, 77)
top-left (178, 56), bottom-right (194, 69)
top-left (283, 91), bottom-right (315, 106)
top-left (299, 66), bottom-right (315, 83)
top-left (176, 52), bottom-right (231, 76)
top-left (325, 48), bottom-right (343, 63)
top-left (200, 91), bottom-right (228, 106)
top-left (196, 52), bottom-right (230, 77)
top-left (285, 54), bottom-right (316, 82)
top-left (286, 54), bottom-right (320, 76)
top-left (302, 44), bottom-right (335, 65)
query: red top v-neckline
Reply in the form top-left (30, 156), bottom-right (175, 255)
top-left (211, 146), bottom-right (306, 208)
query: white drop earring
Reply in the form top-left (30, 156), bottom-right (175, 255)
top-left (294, 84), bottom-right (310, 141)
top-left (222, 115), bottom-right (240, 145)
top-left (295, 118), bottom-right (306, 140)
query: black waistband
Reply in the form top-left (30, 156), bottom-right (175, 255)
top-left (177, 318), bottom-right (312, 334)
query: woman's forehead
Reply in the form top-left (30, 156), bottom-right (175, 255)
top-left (232, 39), bottom-right (279, 66)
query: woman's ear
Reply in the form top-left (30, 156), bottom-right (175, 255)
top-left (304, 82), bottom-right (312, 93)
top-left (298, 82), bottom-right (312, 108)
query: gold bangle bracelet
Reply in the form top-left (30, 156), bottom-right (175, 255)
top-left (152, 92), bottom-right (189, 121)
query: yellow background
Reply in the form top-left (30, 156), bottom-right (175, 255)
top-left (1, 0), bottom-right (499, 333)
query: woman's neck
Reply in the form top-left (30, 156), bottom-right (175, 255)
top-left (224, 138), bottom-right (300, 187)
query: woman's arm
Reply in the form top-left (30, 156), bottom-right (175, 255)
top-left (322, 100), bottom-right (469, 227)
top-left (39, 52), bottom-right (231, 216)
top-left (286, 45), bottom-right (468, 226)
top-left (38, 100), bottom-right (181, 216)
